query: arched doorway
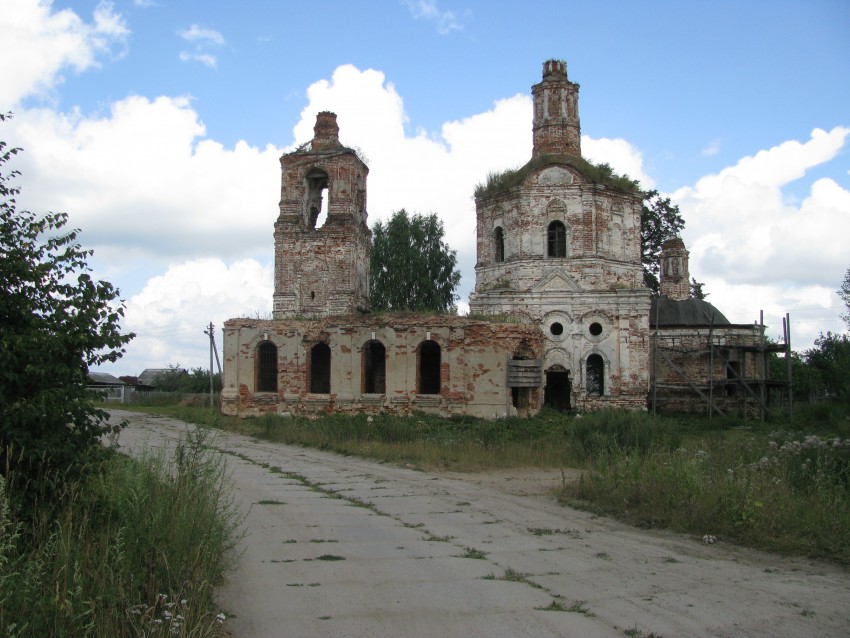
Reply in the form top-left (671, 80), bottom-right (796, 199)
top-left (544, 364), bottom-right (570, 410)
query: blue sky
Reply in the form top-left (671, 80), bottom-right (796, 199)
top-left (2, 0), bottom-right (849, 376)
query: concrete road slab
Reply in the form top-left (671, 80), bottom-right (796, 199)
top-left (111, 410), bottom-right (850, 638)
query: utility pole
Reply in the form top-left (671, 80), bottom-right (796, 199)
top-left (204, 322), bottom-right (215, 408)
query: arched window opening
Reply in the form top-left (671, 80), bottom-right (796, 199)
top-left (256, 341), bottom-right (278, 393)
top-left (306, 169), bottom-right (330, 230)
top-left (418, 340), bottom-right (441, 395)
top-left (494, 226), bottom-right (505, 263)
top-left (310, 342), bottom-right (331, 394)
top-left (586, 354), bottom-right (604, 396)
top-left (512, 338), bottom-right (534, 360)
top-left (544, 364), bottom-right (570, 411)
top-left (363, 340), bottom-right (386, 394)
top-left (547, 221), bottom-right (566, 258)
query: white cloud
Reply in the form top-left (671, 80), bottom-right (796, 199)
top-left (178, 24), bottom-right (224, 46)
top-left (177, 23), bottom-right (224, 67)
top-left (122, 258), bottom-right (273, 373)
top-left (178, 51), bottom-right (217, 68)
top-left (9, 95), bottom-right (282, 264)
top-left (0, 0), bottom-right (129, 107)
top-left (402, 0), bottom-right (463, 34)
top-left (701, 139), bottom-right (721, 156)
top-left (582, 136), bottom-right (654, 189)
top-left (673, 126), bottom-right (850, 349)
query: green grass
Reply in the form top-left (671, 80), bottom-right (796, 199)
top-left (0, 426), bottom-right (240, 637)
top-left (122, 401), bottom-right (850, 564)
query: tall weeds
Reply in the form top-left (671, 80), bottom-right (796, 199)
top-left (0, 426), bottom-right (239, 637)
top-left (565, 430), bottom-right (850, 563)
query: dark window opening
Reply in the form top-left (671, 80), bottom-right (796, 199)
top-left (419, 340), bottom-right (441, 395)
top-left (550, 322), bottom-right (564, 336)
top-left (726, 360), bottom-right (740, 397)
top-left (544, 366), bottom-right (570, 411)
top-left (494, 226), bottom-right (505, 263)
top-left (586, 354), bottom-right (604, 396)
top-left (511, 387), bottom-right (533, 411)
top-left (256, 341), bottom-right (278, 393)
top-left (547, 221), bottom-right (566, 258)
top-left (363, 340), bottom-right (386, 394)
top-left (589, 322), bottom-right (603, 336)
top-left (306, 170), bottom-right (329, 229)
top-left (310, 342), bottom-right (331, 393)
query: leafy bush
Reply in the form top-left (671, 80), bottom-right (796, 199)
top-left (0, 428), bottom-right (239, 636)
top-left (0, 115), bottom-right (133, 496)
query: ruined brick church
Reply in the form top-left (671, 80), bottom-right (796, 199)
top-left (222, 60), bottom-right (772, 419)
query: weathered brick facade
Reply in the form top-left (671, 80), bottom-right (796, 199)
top-left (273, 112), bottom-right (371, 318)
top-left (651, 239), bottom-right (771, 416)
top-left (469, 61), bottom-right (651, 411)
top-left (222, 60), bottom-right (770, 419)
top-left (222, 315), bottom-right (544, 419)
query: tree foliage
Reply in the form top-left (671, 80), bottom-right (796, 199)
top-left (0, 114), bottom-right (134, 482)
top-left (370, 209), bottom-right (461, 313)
top-left (152, 364), bottom-right (221, 394)
top-left (690, 277), bottom-right (707, 300)
top-left (805, 332), bottom-right (850, 404)
top-left (839, 265), bottom-right (850, 330)
top-left (640, 189), bottom-right (685, 293)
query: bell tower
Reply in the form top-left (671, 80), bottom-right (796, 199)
top-left (532, 59), bottom-right (581, 158)
top-left (273, 112), bottom-right (371, 318)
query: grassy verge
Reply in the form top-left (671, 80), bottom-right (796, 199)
top-left (122, 401), bottom-right (850, 564)
top-left (0, 426), bottom-right (239, 637)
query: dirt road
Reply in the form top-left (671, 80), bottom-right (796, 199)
top-left (111, 410), bottom-right (849, 638)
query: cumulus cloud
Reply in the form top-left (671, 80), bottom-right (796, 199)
top-left (673, 126), bottom-right (850, 346)
top-left (122, 259), bottom-right (273, 372)
top-left (0, 0), bottom-right (128, 107)
top-left (10, 96), bottom-right (282, 263)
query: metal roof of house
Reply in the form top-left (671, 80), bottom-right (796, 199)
top-left (88, 372), bottom-right (125, 386)
top-left (138, 368), bottom-right (186, 385)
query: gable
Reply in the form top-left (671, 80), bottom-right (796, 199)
top-left (530, 269), bottom-right (582, 293)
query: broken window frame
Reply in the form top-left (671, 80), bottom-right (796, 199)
top-left (586, 353), bottom-right (604, 396)
top-left (547, 220), bottom-right (567, 258)
top-left (494, 226), bottom-right (505, 263)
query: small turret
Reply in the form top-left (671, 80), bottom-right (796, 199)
top-left (311, 111), bottom-right (341, 150)
top-left (532, 59), bottom-right (581, 158)
top-left (659, 238), bottom-right (690, 300)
